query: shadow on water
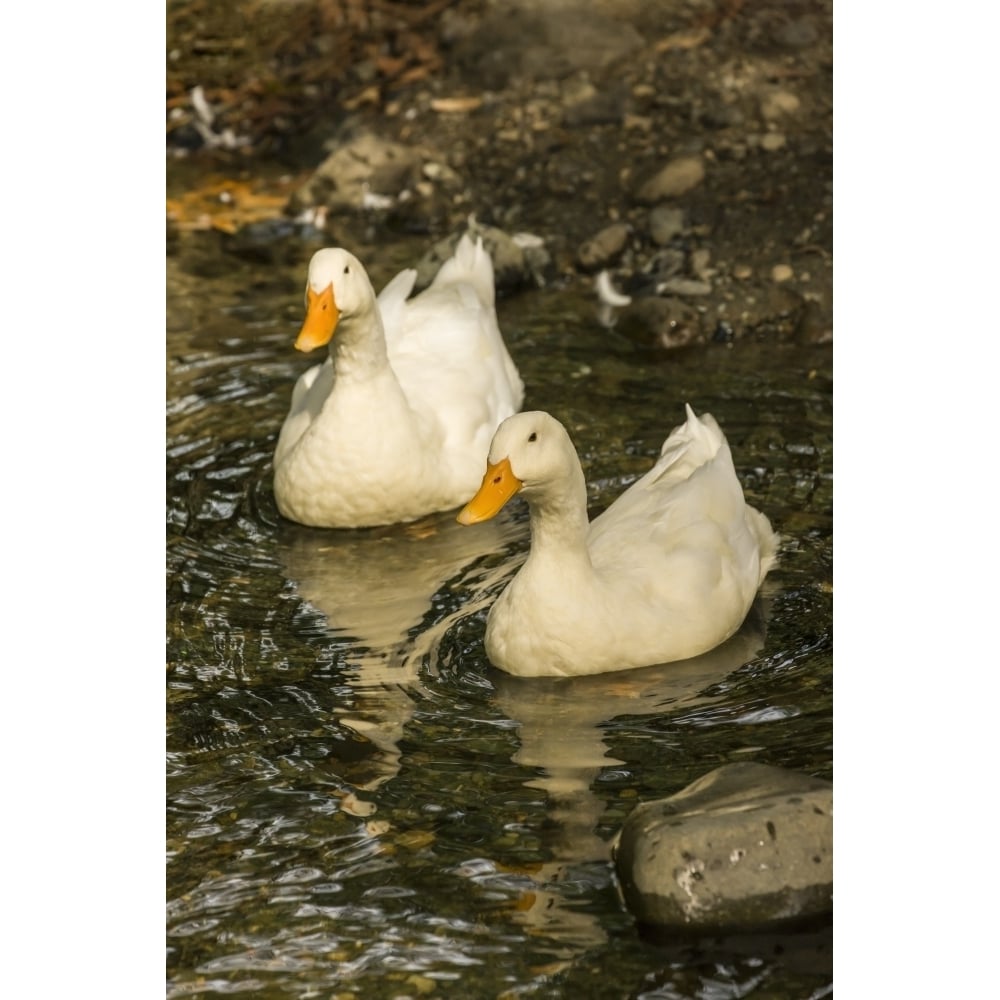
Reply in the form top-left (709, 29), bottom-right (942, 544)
top-left (273, 509), bottom-right (527, 809)
top-left (166, 253), bottom-right (832, 998)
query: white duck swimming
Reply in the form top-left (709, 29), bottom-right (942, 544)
top-left (457, 406), bottom-right (778, 677)
top-left (274, 235), bottom-right (524, 528)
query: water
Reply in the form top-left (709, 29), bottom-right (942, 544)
top-left (166, 244), bottom-right (832, 998)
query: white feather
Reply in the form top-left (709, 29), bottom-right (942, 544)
top-left (595, 269), bottom-right (632, 307)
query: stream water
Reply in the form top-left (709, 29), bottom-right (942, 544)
top-left (166, 242), bottom-right (832, 999)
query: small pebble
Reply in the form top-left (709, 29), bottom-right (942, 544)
top-left (760, 89), bottom-right (801, 121)
top-left (636, 155), bottom-right (705, 203)
top-left (657, 277), bottom-right (712, 296)
top-left (771, 264), bottom-right (794, 283)
top-left (578, 222), bottom-right (630, 270)
top-left (760, 132), bottom-right (787, 152)
top-left (689, 248), bottom-right (712, 280)
top-left (648, 205), bottom-right (685, 245)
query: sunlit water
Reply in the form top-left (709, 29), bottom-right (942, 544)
top-left (167, 245), bottom-right (832, 999)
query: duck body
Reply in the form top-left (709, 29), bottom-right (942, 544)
top-left (458, 407), bottom-right (778, 677)
top-left (274, 235), bottom-right (524, 528)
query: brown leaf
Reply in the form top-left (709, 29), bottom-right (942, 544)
top-left (654, 27), bottom-right (711, 52)
top-left (430, 95), bottom-right (483, 114)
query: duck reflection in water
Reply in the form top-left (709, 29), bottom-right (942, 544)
top-left (482, 600), bottom-right (769, 966)
top-left (276, 509), bottom-right (525, 813)
top-left (278, 502), bottom-right (770, 971)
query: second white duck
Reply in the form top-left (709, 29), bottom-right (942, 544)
top-left (457, 407), bottom-right (779, 677)
top-left (274, 235), bottom-right (524, 528)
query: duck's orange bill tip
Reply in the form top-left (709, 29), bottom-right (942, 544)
top-left (457, 457), bottom-right (522, 525)
top-left (294, 284), bottom-right (339, 352)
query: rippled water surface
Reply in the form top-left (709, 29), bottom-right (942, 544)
top-left (166, 247), bottom-right (832, 998)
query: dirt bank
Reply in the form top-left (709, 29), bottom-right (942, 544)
top-left (167, 0), bottom-right (832, 345)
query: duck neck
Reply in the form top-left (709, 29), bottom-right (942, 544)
top-left (524, 465), bottom-right (593, 571)
top-left (331, 300), bottom-right (391, 381)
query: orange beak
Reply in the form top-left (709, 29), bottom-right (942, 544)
top-left (457, 457), bottom-right (523, 525)
top-left (294, 283), bottom-right (340, 352)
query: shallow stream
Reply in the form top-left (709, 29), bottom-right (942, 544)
top-left (166, 242), bottom-right (832, 999)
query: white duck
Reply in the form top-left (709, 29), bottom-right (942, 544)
top-left (457, 406), bottom-right (778, 677)
top-left (274, 235), bottom-right (524, 528)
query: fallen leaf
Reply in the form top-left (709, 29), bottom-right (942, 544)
top-left (166, 176), bottom-right (297, 232)
top-left (655, 27), bottom-right (711, 52)
top-left (430, 96), bottom-right (483, 113)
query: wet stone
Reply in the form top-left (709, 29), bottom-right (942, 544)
top-left (613, 763), bottom-right (832, 930)
top-left (286, 133), bottom-right (426, 214)
top-left (760, 132), bottom-right (787, 152)
top-left (656, 277), bottom-right (712, 297)
top-left (636, 155), bottom-right (706, 204)
top-left (760, 88), bottom-right (802, 122)
top-left (648, 206), bottom-right (686, 246)
top-left (577, 223), bottom-right (630, 271)
top-left (643, 248), bottom-right (686, 284)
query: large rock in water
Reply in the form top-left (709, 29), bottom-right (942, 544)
top-left (613, 763), bottom-right (832, 930)
top-left (286, 133), bottom-right (425, 215)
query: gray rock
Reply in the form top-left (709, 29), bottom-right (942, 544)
top-left (656, 277), bottom-right (712, 297)
top-left (636, 155), bottom-right (705, 204)
top-left (613, 763), bottom-right (832, 930)
top-left (645, 247), bottom-right (686, 281)
top-left (577, 223), bottom-right (630, 270)
top-left (689, 248), bottom-right (712, 280)
top-left (287, 133), bottom-right (424, 214)
top-left (414, 219), bottom-right (551, 292)
top-left (648, 206), bottom-right (686, 245)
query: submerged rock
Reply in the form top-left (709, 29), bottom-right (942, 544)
top-left (613, 762), bottom-right (832, 930)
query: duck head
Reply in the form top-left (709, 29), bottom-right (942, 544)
top-left (458, 412), bottom-right (578, 524)
top-left (294, 248), bottom-right (373, 352)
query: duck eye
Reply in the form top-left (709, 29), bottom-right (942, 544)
top-left (528, 432), bottom-right (537, 443)
top-left (343, 265), bottom-right (350, 274)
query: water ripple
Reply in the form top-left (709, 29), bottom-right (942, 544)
top-left (167, 270), bottom-right (832, 997)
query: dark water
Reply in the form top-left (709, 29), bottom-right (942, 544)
top-left (167, 246), bottom-right (832, 998)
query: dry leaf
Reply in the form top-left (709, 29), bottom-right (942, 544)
top-left (430, 96), bottom-right (483, 114)
top-left (166, 176), bottom-right (295, 232)
top-left (655, 27), bottom-right (711, 52)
